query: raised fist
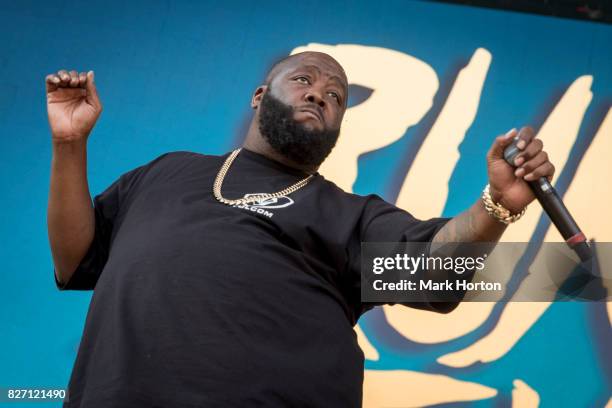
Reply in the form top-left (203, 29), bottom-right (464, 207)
top-left (46, 69), bottom-right (102, 144)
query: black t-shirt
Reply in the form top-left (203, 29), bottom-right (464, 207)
top-left (55, 148), bottom-right (451, 407)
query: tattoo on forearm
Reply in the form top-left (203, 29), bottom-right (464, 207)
top-left (433, 200), bottom-right (506, 243)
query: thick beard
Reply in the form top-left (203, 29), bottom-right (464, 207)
top-left (258, 88), bottom-right (340, 168)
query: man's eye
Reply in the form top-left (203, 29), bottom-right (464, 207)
top-left (295, 76), bottom-right (310, 84)
top-left (328, 91), bottom-right (340, 101)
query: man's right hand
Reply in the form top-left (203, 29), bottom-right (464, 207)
top-left (46, 69), bottom-right (102, 144)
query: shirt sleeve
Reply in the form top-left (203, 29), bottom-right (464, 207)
top-left (351, 194), bottom-right (453, 319)
top-left (54, 153), bottom-right (171, 291)
top-left (359, 194), bottom-right (450, 243)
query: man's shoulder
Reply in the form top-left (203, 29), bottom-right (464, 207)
top-left (315, 175), bottom-right (387, 209)
top-left (119, 150), bottom-right (224, 182)
top-left (143, 149), bottom-right (227, 169)
top-left (155, 149), bottom-right (223, 162)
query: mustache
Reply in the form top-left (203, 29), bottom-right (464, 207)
top-left (297, 104), bottom-right (324, 124)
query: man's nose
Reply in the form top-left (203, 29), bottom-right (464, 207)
top-left (304, 92), bottom-right (325, 108)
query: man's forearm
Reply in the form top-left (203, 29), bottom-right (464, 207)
top-left (47, 141), bottom-right (95, 284)
top-left (422, 198), bottom-right (506, 310)
top-left (432, 197), bottom-right (507, 244)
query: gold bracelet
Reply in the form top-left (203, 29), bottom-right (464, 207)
top-left (481, 184), bottom-right (526, 224)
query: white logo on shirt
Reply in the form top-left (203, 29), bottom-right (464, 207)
top-left (231, 194), bottom-right (294, 218)
top-left (244, 194), bottom-right (295, 209)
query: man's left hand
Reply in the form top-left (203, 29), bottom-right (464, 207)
top-left (486, 126), bottom-right (556, 214)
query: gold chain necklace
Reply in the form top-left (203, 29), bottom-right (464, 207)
top-left (213, 148), bottom-right (314, 206)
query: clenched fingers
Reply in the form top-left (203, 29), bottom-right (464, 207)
top-left (69, 70), bottom-right (79, 87)
top-left (46, 69), bottom-right (93, 93)
top-left (512, 138), bottom-right (543, 167)
top-left (45, 74), bottom-right (61, 92)
top-left (524, 161), bottom-right (555, 181)
top-left (514, 126), bottom-right (536, 150)
top-left (514, 150), bottom-right (548, 177)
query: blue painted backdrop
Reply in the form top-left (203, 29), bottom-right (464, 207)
top-left (0, 0), bottom-right (610, 406)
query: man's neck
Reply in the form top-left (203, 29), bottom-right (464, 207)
top-left (241, 137), bottom-right (318, 175)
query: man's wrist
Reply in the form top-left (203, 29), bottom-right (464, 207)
top-left (52, 139), bottom-right (87, 156)
top-left (488, 184), bottom-right (525, 215)
top-left (51, 139), bottom-right (88, 174)
top-left (482, 184), bottom-right (525, 224)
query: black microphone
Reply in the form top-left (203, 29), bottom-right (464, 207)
top-left (503, 138), bottom-right (593, 262)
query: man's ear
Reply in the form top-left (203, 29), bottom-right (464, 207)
top-left (251, 85), bottom-right (267, 109)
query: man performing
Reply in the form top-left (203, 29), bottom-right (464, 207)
top-left (46, 52), bottom-right (555, 407)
